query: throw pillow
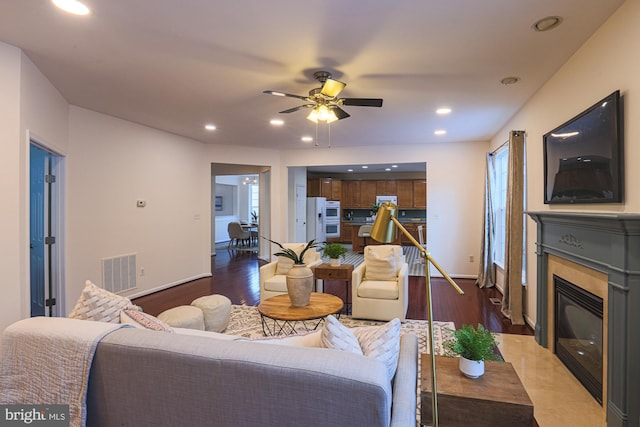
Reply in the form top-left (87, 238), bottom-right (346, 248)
top-left (120, 309), bottom-right (174, 332)
top-left (364, 245), bottom-right (397, 281)
top-left (320, 315), bottom-right (363, 355)
top-left (352, 318), bottom-right (401, 379)
top-left (274, 243), bottom-right (309, 275)
top-left (68, 280), bottom-right (137, 323)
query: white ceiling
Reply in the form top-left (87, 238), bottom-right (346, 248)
top-left (0, 1), bottom-right (624, 150)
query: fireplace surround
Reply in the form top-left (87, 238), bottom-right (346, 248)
top-left (528, 212), bottom-right (640, 427)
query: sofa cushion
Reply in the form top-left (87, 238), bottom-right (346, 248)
top-left (321, 315), bottom-right (401, 381)
top-left (352, 318), bottom-right (401, 379)
top-left (364, 246), bottom-right (398, 281)
top-left (357, 280), bottom-right (399, 300)
top-left (69, 280), bottom-right (137, 323)
top-left (264, 274), bottom-right (288, 292)
top-left (120, 309), bottom-right (174, 332)
top-left (320, 315), bottom-right (363, 355)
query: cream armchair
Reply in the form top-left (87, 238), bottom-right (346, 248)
top-left (351, 245), bottom-right (408, 321)
top-left (259, 243), bottom-right (322, 302)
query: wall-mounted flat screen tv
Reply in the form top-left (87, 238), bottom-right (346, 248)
top-left (544, 90), bottom-right (623, 204)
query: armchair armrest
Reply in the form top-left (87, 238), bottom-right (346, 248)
top-left (259, 260), bottom-right (279, 289)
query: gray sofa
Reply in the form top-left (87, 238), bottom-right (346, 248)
top-left (86, 327), bottom-right (418, 427)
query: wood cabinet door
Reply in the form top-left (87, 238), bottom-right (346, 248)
top-left (342, 181), bottom-right (360, 207)
top-left (397, 180), bottom-right (413, 208)
top-left (331, 179), bottom-right (342, 201)
top-left (320, 178), bottom-right (332, 199)
top-left (307, 178), bottom-right (320, 197)
top-left (413, 179), bottom-right (427, 208)
top-left (360, 181), bottom-right (377, 208)
top-left (341, 223), bottom-right (353, 243)
top-left (376, 180), bottom-right (397, 196)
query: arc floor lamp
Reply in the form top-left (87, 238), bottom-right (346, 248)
top-left (371, 202), bottom-right (465, 427)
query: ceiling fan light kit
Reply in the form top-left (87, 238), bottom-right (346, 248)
top-left (263, 70), bottom-right (383, 124)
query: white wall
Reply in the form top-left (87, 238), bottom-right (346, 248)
top-left (0, 42), bottom-right (24, 333)
top-left (66, 107), bottom-right (211, 302)
top-left (281, 141), bottom-right (489, 277)
top-left (490, 0), bottom-right (640, 326)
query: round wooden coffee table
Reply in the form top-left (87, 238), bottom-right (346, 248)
top-left (257, 292), bottom-right (344, 336)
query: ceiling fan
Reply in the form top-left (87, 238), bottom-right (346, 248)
top-left (263, 71), bottom-right (383, 123)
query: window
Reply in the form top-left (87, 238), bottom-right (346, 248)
top-left (493, 147), bottom-right (509, 268)
top-left (249, 182), bottom-right (259, 220)
top-left (492, 145), bottom-right (527, 283)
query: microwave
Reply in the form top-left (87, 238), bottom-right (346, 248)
top-left (376, 195), bottom-right (398, 206)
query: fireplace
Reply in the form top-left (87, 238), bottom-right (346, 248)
top-left (554, 275), bottom-right (603, 404)
top-left (528, 212), bottom-right (640, 427)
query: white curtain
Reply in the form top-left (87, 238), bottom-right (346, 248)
top-left (477, 153), bottom-right (497, 288)
top-left (501, 130), bottom-right (525, 325)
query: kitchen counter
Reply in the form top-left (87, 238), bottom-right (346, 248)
top-left (343, 218), bottom-right (426, 225)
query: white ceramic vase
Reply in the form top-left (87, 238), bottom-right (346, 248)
top-left (459, 356), bottom-right (485, 379)
top-left (329, 258), bottom-right (341, 267)
top-left (286, 264), bottom-right (314, 307)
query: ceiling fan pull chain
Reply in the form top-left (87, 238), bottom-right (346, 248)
top-left (315, 121), bottom-right (319, 147)
top-left (328, 122), bottom-right (331, 148)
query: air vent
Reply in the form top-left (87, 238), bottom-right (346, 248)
top-left (102, 254), bottom-right (137, 293)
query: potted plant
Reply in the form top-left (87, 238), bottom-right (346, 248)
top-left (443, 323), bottom-right (502, 379)
top-left (251, 210), bottom-right (258, 224)
top-left (321, 242), bottom-right (348, 266)
top-left (265, 238), bottom-right (318, 306)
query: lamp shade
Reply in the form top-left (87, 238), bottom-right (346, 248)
top-left (371, 202), bottom-right (398, 243)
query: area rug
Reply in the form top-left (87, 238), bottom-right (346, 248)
top-left (225, 304), bottom-right (454, 355)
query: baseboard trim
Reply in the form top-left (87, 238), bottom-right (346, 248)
top-left (127, 273), bottom-right (212, 299)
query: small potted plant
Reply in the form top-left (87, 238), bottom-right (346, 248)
top-left (443, 323), bottom-right (502, 379)
top-left (321, 242), bottom-right (348, 266)
top-left (251, 210), bottom-right (258, 224)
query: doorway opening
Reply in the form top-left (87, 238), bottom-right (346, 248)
top-left (30, 142), bottom-right (65, 317)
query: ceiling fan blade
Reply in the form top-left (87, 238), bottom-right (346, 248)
top-left (341, 98), bottom-right (383, 107)
top-left (320, 78), bottom-right (346, 98)
top-left (263, 90), bottom-right (308, 100)
top-left (332, 106), bottom-right (351, 120)
top-left (279, 104), bottom-right (315, 114)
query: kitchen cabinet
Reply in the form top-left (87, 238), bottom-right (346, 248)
top-left (397, 180), bottom-right (413, 208)
top-left (308, 178), bottom-right (341, 201)
top-left (341, 222), bottom-right (354, 243)
top-left (351, 223), bottom-right (402, 252)
top-left (360, 181), bottom-right (377, 208)
top-left (342, 181), bottom-right (360, 207)
top-left (413, 179), bottom-right (427, 208)
top-left (331, 179), bottom-right (342, 201)
top-left (400, 222), bottom-right (426, 245)
top-left (376, 180), bottom-right (397, 196)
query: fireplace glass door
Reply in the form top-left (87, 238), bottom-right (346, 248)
top-left (554, 275), bottom-right (603, 404)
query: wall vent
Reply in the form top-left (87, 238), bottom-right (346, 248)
top-left (102, 254), bottom-right (137, 293)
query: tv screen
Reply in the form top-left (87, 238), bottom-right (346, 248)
top-left (544, 90), bottom-right (623, 204)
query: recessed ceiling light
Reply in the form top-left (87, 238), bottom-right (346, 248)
top-left (52, 0), bottom-right (90, 15)
top-left (204, 124), bottom-right (216, 131)
top-left (385, 168), bottom-right (391, 171)
top-left (347, 169), bottom-right (354, 172)
top-left (301, 136), bottom-right (313, 142)
top-left (500, 76), bottom-right (520, 85)
top-left (434, 129), bottom-right (447, 135)
top-left (532, 16), bottom-right (563, 32)
top-left (436, 107), bottom-right (452, 115)
top-left (392, 165), bottom-right (398, 168)
top-left (270, 119), bottom-right (284, 126)
top-left (361, 165), bottom-right (369, 169)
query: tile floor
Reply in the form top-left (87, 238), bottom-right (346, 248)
top-left (497, 334), bottom-right (606, 427)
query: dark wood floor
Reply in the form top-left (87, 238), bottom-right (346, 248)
top-left (132, 249), bottom-right (533, 335)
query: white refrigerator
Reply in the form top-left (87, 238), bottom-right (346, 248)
top-left (306, 197), bottom-right (326, 243)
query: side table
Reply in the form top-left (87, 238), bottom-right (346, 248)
top-left (420, 355), bottom-right (534, 427)
top-left (312, 263), bottom-right (354, 314)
